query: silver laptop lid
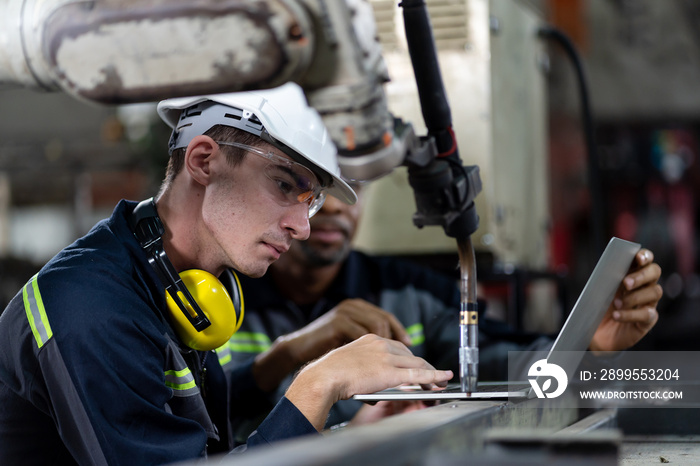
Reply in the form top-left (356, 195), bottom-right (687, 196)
top-left (543, 237), bottom-right (640, 383)
top-left (353, 237), bottom-right (641, 402)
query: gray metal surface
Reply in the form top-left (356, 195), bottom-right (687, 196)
top-left (206, 398), bottom-right (580, 466)
top-left (171, 394), bottom-right (700, 465)
top-left (620, 436), bottom-right (700, 466)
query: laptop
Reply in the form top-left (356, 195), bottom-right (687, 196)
top-left (353, 237), bottom-right (641, 401)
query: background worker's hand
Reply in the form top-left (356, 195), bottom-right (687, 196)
top-left (285, 334), bottom-right (453, 431)
top-left (253, 299), bottom-right (410, 392)
top-left (285, 298), bottom-right (411, 363)
top-left (589, 248), bottom-right (663, 352)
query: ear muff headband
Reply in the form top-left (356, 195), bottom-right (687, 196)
top-left (219, 267), bottom-right (245, 334)
top-left (129, 198), bottom-right (244, 351)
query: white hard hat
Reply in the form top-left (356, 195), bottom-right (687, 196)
top-left (157, 82), bottom-right (357, 205)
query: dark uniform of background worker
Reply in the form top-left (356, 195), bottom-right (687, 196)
top-left (0, 84), bottom-right (455, 465)
top-left (223, 187), bottom-right (663, 437)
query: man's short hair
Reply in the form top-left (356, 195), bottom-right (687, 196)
top-left (161, 125), bottom-right (262, 190)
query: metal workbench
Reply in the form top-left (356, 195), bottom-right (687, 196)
top-left (207, 397), bottom-right (622, 465)
top-left (193, 395), bottom-right (700, 465)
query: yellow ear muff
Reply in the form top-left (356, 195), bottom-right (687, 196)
top-left (165, 269), bottom-right (244, 351)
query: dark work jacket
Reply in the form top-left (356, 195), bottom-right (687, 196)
top-left (0, 200), bottom-right (316, 466)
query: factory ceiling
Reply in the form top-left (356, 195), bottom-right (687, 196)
top-left (0, 88), bottom-right (167, 206)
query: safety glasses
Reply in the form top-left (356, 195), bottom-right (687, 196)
top-left (216, 141), bottom-right (326, 217)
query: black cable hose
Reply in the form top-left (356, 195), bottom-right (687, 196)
top-left (537, 26), bottom-right (606, 257)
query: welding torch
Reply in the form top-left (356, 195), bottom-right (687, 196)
top-left (399, 0), bottom-right (482, 393)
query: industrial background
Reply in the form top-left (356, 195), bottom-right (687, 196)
top-left (1, 0), bottom-right (698, 349)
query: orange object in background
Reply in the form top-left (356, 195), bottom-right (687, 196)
top-left (547, 0), bottom-right (588, 53)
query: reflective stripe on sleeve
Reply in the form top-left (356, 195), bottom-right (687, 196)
top-left (227, 332), bottom-right (272, 353)
top-left (164, 367), bottom-right (198, 397)
top-left (215, 344), bottom-right (232, 367)
top-left (406, 323), bottom-right (425, 346)
top-left (23, 275), bottom-right (53, 349)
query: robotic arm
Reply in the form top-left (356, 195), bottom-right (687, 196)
top-left (0, 0), bottom-right (391, 155)
top-left (0, 0), bottom-right (481, 391)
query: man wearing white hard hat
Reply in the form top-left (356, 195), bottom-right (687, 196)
top-left (0, 83), bottom-right (453, 464)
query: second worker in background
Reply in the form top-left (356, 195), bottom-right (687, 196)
top-left (221, 186), bottom-right (663, 439)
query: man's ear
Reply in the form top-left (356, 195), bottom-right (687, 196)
top-left (184, 135), bottom-right (218, 186)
